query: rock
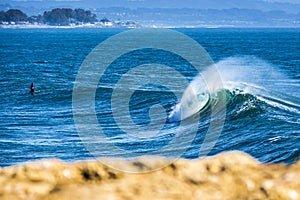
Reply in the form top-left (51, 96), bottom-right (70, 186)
top-left (0, 151), bottom-right (299, 200)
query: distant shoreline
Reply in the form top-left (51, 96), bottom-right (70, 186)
top-left (1, 24), bottom-right (300, 29)
top-left (0, 24), bottom-right (116, 29)
top-left (0, 23), bottom-right (142, 29)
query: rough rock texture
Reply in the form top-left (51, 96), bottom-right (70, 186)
top-left (1, 151), bottom-right (300, 200)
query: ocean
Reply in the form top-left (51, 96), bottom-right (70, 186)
top-left (0, 28), bottom-right (299, 167)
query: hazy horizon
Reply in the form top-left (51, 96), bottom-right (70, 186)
top-left (2, 0), bottom-right (300, 9)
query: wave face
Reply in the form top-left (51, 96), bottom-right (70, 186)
top-left (0, 28), bottom-right (299, 166)
top-left (169, 56), bottom-right (299, 121)
top-left (183, 56), bottom-right (300, 163)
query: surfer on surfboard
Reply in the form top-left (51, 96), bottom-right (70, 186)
top-left (30, 82), bottom-right (34, 95)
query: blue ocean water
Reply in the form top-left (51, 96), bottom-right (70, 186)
top-left (0, 28), bottom-right (299, 167)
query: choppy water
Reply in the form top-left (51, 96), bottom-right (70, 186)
top-left (0, 28), bottom-right (299, 167)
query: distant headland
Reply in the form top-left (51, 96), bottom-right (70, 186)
top-left (0, 8), bottom-right (140, 28)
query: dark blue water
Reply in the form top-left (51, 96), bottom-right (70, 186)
top-left (0, 28), bottom-right (299, 167)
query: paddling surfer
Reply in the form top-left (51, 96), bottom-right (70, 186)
top-left (31, 82), bottom-right (34, 95)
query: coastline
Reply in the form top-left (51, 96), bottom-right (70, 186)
top-left (0, 24), bottom-right (135, 29)
top-left (1, 151), bottom-right (299, 200)
top-left (1, 24), bottom-right (300, 29)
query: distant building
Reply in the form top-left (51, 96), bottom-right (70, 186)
top-left (103, 21), bottom-right (113, 27)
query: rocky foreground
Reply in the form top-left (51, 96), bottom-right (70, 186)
top-left (0, 151), bottom-right (299, 200)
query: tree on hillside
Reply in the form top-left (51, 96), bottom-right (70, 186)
top-left (43, 8), bottom-right (69, 25)
top-left (0, 11), bottom-right (6, 22)
top-left (43, 8), bottom-right (97, 25)
top-left (5, 9), bottom-right (28, 22)
top-left (63, 8), bottom-right (75, 19)
top-left (74, 8), bottom-right (97, 23)
top-left (100, 17), bottom-right (110, 23)
top-left (28, 14), bottom-right (44, 24)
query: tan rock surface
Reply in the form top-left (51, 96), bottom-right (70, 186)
top-left (0, 151), bottom-right (299, 200)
